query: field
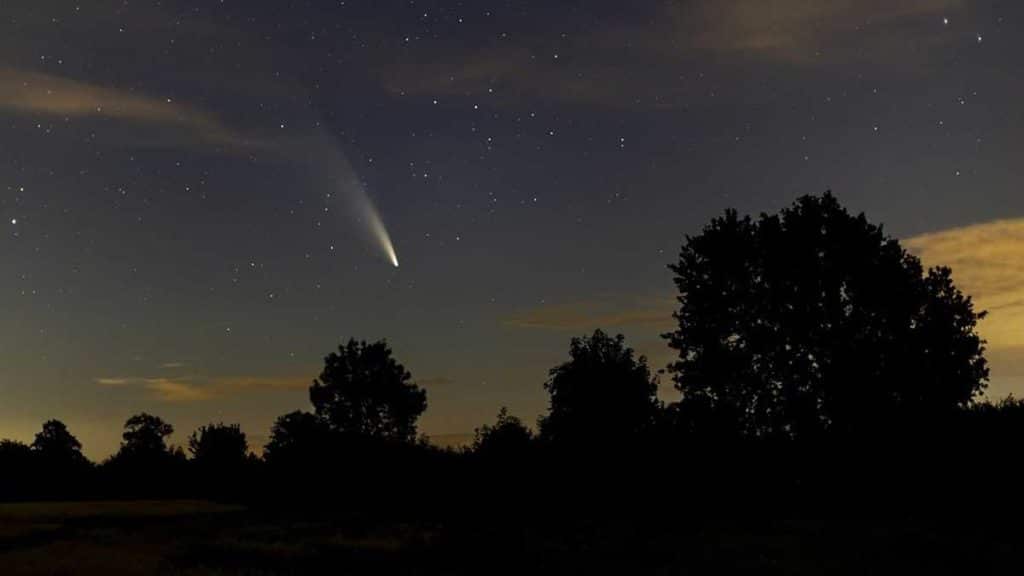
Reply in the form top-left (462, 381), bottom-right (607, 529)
top-left (0, 501), bottom-right (441, 575)
top-left (1, 498), bottom-right (1022, 574)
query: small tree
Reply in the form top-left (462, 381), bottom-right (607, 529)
top-left (0, 439), bottom-right (33, 468)
top-left (32, 420), bottom-right (87, 466)
top-left (539, 330), bottom-right (660, 447)
top-left (118, 413), bottom-right (175, 459)
top-left (189, 423), bottom-right (249, 467)
top-left (473, 407), bottom-right (533, 458)
top-left (665, 192), bottom-right (988, 438)
top-left (263, 411), bottom-right (332, 466)
top-left (309, 339), bottom-right (427, 442)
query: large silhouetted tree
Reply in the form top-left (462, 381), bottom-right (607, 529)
top-left (539, 330), bottom-right (660, 447)
top-left (189, 423), bottom-right (250, 467)
top-left (32, 419), bottom-right (88, 466)
top-left (665, 192), bottom-right (988, 439)
top-left (309, 339), bottom-right (427, 442)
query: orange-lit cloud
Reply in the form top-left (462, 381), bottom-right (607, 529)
top-left (0, 66), bottom-right (253, 147)
top-left (905, 219), bottom-right (1024, 398)
top-left (906, 218), bottom-right (1024, 352)
top-left (144, 378), bottom-right (216, 403)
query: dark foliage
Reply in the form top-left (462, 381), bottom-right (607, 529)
top-left (189, 423), bottom-right (250, 467)
top-left (472, 407), bottom-right (534, 460)
top-left (31, 419), bottom-right (88, 467)
top-left (117, 412), bottom-right (176, 460)
top-left (309, 339), bottom-right (427, 442)
top-left (262, 411), bottom-right (332, 468)
top-left (665, 192), bottom-right (988, 439)
top-left (539, 329), bottom-right (660, 449)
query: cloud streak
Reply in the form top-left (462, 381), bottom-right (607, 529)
top-left (93, 374), bottom-right (309, 403)
top-left (385, 0), bottom-right (967, 108)
top-left (0, 66), bottom-right (255, 147)
top-left (681, 0), bottom-right (964, 62)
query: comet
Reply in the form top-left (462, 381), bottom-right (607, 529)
top-left (363, 191), bottom-right (400, 268)
top-left (307, 130), bottom-right (400, 268)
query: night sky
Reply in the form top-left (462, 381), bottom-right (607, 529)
top-left (2, 1), bottom-right (1022, 458)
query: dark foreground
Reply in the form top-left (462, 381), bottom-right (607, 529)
top-left (1, 495), bottom-right (1022, 575)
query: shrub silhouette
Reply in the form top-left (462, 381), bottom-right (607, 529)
top-left (309, 339), bottom-right (427, 442)
top-left (189, 422), bottom-right (250, 467)
top-left (118, 413), bottom-right (175, 459)
top-left (539, 329), bottom-right (660, 448)
top-left (473, 407), bottom-right (533, 459)
top-left (263, 410), bottom-right (333, 467)
top-left (664, 192), bottom-right (988, 439)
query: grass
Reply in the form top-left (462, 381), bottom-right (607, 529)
top-left (1, 498), bottom-right (1022, 574)
top-left (0, 500), bottom-right (437, 575)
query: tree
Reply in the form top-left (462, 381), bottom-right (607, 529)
top-left (539, 330), bottom-right (660, 447)
top-left (31, 420), bottom-right (87, 465)
top-left (0, 439), bottom-right (33, 468)
top-left (118, 413), bottom-right (174, 459)
top-left (473, 407), bottom-right (533, 458)
top-left (665, 192), bottom-right (988, 439)
top-left (189, 423), bottom-right (250, 467)
top-left (309, 339), bottom-right (427, 442)
top-left (263, 411), bottom-right (333, 466)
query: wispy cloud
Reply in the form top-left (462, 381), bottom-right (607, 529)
top-left (384, 0), bottom-right (966, 107)
top-left (95, 377), bottom-right (133, 387)
top-left (681, 0), bottom-right (964, 63)
top-left (144, 378), bottom-right (215, 403)
top-left (0, 66), bottom-right (255, 147)
top-left (93, 373), bottom-right (309, 403)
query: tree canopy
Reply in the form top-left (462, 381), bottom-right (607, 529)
top-left (263, 410), bottom-right (333, 466)
top-left (309, 339), bottom-right (427, 443)
top-left (539, 329), bottom-right (660, 447)
top-left (189, 423), bottom-right (250, 467)
top-left (118, 413), bottom-right (175, 459)
top-left (32, 419), bottom-right (88, 466)
top-left (473, 407), bottom-right (533, 458)
top-left (665, 192), bottom-right (988, 438)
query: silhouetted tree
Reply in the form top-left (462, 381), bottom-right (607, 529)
top-left (32, 419), bottom-right (88, 466)
top-left (309, 339), bottom-right (427, 442)
top-left (117, 413), bottom-right (175, 459)
top-left (0, 439), bottom-right (32, 461)
top-left (263, 410), bottom-right (333, 466)
top-left (539, 330), bottom-right (660, 448)
top-left (473, 407), bottom-right (533, 459)
top-left (0, 440), bottom-right (35, 498)
top-left (665, 192), bottom-right (988, 439)
top-left (189, 423), bottom-right (250, 467)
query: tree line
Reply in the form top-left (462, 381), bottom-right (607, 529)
top-left (2, 193), bottom-right (1019, 505)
